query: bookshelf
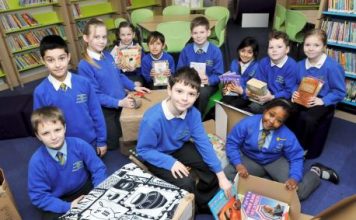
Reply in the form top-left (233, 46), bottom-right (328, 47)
top-left (0, 0), bottom-right (79, 89)
top-left (318, 0), bottom-right (356, 113)
top-left (279, 0), bottom-right (323, 25)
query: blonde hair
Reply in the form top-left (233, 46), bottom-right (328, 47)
top-left (82, 18), bottom-right (106, 68)
top-left (31, 106), bottom-right (65, 134)
top-left (304, 29), bottom-right (327, 46)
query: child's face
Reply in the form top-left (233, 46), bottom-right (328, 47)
top-left (42, 48), bottom-right (70, 81)
top-left (239, 46), bottom-right (254, 64)
top-left (262, 106), bottom-right (288, 131)
top-left (84, 25), bottom-right (108, 53)
top-left (167, 81), bottom-right (199, 115)
top-left (35, 120), bottom-right (66, 150)
top-left (303, 35), bottom-right (325, 61)
top-left (191, 25), bottom-right (210, 47)
top-left (119, 27), bottom-right (135, 45)
top-left (267, 38), bottom-right (289, 64)
top-left (148, 39), bottom-right (164, 58)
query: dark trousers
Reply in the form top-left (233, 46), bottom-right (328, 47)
top-left (144, 142), bottom-right (219, 213)
top-left (102, 107), bottom-right (122, 150)
top-left (221, 95), bottom-right (250, 109)
top-left (124, 73), bottom-right (145, 86)
top-left (41, 179), bottom-right (93, 220)
top-left (195, 85), bottom-right (218, 116)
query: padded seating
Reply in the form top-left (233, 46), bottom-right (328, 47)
top-left (209, 17), bottom-right (226, 47)
top-left (162, 5), bottom-right (190, 16)
top-left (285, 9), bottom-right (307, 43)
top-left (204, 6), bottom-right (230, 26)
top-left (114, 17), bottom-right (127, 28)
top-left (130, 8), bottom-right (154, 45)
top-left (157, 21), bottom-right (191, 53)
top-left (273, 3), bottom-right (286, 32)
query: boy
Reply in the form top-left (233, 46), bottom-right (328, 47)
top-left (136, 67), bottom-right (232, 213)
top-left (245, 30), bottom-right (297, 114)
top-left (28, 106), bottom-right (107, 219)
top-left (141, 31), bottom-right (175, 88)
top-left (177, 16), bottom-right (224, 116)
top-left (33, 35), bottom-right (107, 156)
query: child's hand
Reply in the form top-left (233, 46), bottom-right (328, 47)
top-left (235, 164), bottom-right (249, 178)
top-left (171, 161), bottom-right (190, 179)
top-left (230, 83), bottom-right (243, 95)
top-left (119, 96), bottom-right (136, 108)
top-left (217, 171), bottom-right (232, 198)
top-left (134, 86), bottom-right (151, 94)
top-left (285, 178), bottom-right (298, 191)
top-left (306, 96), bottom-right (324, 108)
top-left (258, 90), bottom-right (274, 103)
top-left (163, 69), bottom-right (171, 76)
top-left (71, 195), bottom-right (84, 209)
top-left (150, 68), bottom-right (157, 77)
top-left (291, 91), bottom-right (300, 103)
top-left (96, 145), bottom-right (107, 157)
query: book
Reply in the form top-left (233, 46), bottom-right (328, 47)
top-left (190, 62), bottom-right (207, 86)
top-left (152, 60), bottom-right (169, 86)
top-left (241, 191), bottom-right (289, 220)
top-left (294, 76), bottom-right (324, 107)
top-left (219, 71), bottom-right (241, 96)
top-left (246, 78), bottom-right (268, 104)
top-left (114, 46), bottom-right (142, 72)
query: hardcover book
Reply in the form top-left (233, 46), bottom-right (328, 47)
top-left (246, 78), bottom-right (268, 104)
top-left (112, 45), bottom-right (142, 72)
top-left (294, 76), bottom-right (324, 107)
top-left (241, 191), bottom-right (289, 220)
top-left (152, 60), bottom-right (169, 86)
top-left (219, 71), bottom-right (241, 96)
top-left (190, 62), bottom-right (207, 86)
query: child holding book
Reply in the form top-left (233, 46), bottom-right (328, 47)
top-left (111, 21), bottom-right (144, 86)
top-left (28, 106), bottom-right (107, 219)
top-left (136, 67), bottom-right (232, 213)
top-left (141, 31), bottom-right (175, 88)
top-left (245, 31), bottom-right (297, 114)
top-left (224, 99), bottom-right (339, 201)
top-left (290, 29), bottom-right (346, 155)
top-left (33, 35), bottom-right (107, 157)
top-left (221, 36), bottom-right (259, 108)
top-left (177, 16), bottom-right (224, 116)
top-left (78, 18), bottom-right (150, 150)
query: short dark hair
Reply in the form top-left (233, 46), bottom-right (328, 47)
top-left (168, 67), bottom-right (201, 93)
top-left (190, 16), bottom-right (209, 31)
top-left (40, 35), bottom-right (68, 57)
top-left (31, 106), bottom-right (66, 134)
top-left (269, 30), bottom-right (290, 47)
top-left (147, 31), bottom-right (165, 45)
top-left (237, 36), bottom-right (259, 60)
top-left (264, 98), bottom-right (293, 118)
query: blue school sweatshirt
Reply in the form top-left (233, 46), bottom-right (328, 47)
top-left (141, 52), bottom-right (176, 83)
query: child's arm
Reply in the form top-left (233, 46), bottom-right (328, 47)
top-left (321, 63), bottom-right (346, 106)
top-left (207, 48), bottom-right (224, 86)
top-left (33, 88), bottom-right (47, 110)
top-left (282, 133), bottom-right (304, 184)
top-left (168, 54), bottom-right (176, 75)
top-left (225, 120), bottom-right (248, 169)
top-left (141, 56), bottom-right (153, 83)
top-left (177, 47), bottom-right (189, 70)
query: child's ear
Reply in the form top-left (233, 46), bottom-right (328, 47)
top-left (286, 46), bottom-right (290, 54)
top-left (83, 35), bottom-right (89, 43)
top-left (207, 29), bottom-right (211, 37)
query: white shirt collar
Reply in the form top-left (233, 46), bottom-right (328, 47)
top-left (48, 72), bottom-right (72, 91)
top-left (270, 55), bottom-right (288, 68)
top-left (240, 60), bottom-right (253, 74)
top-left (194, 41), bottom-right (209, 53)
top-left (305, 53), bottom-right (327, 70)
top-left (46, 140), bottom-right (67, 161)
top-left (87, 49), bottom-right (103, 60)
top-left (150, 52), bottom-right (163, 61)
top-left (162, 99), bottom-right (187, 120)
top-left (119, 41), bottom-right (134, 49)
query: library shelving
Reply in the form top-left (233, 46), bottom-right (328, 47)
top-left (0, 0), bottom-right (79, 89)
top-left (278, 0), bottom-right (323, 25)
top-left (319, 0), bottom-right (356, 113)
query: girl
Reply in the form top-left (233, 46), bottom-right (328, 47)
top-left (221, 36), bottom-right (259, 108)
top-left (290, 29), bottom-right (346, 157)
top-left (111, 21), bottom-right (144, 86)
top-left (224, 98), bottom-right (339, 201)
top-left (78, 18), bottom-right (150, 150)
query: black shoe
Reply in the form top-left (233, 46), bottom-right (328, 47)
top-left (311, 163), bottom-right (340, 184)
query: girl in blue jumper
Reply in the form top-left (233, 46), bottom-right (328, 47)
top-left (78, 18), bottom-right (150, 150)
top-left (221, 36), bottom-right (259, 108)
top-left (110, 21), bottom-right (145, 86)
top-left (290, 29), bottom-right (346, 157)
top-left (224, 99), bottom-right (339, 201)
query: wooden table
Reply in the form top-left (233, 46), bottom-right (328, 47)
top-left (138, 14), bottom-right (217, 32)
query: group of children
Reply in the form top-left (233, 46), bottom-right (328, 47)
top-left (27, 13), bottom-right (346, 218)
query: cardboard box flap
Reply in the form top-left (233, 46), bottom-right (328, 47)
top-left (312, 195), bottom-right (356, 220)
top-left (203, 119), bottom-right (215, 135)
top-left (0, 168), bottom-right (22, 220)
top-left (238, 175), bottom-right (301, 220)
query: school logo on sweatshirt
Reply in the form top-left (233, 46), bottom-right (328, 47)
top-left (206, 59), bottom-right (213, 66)
top-left (275, 136), bottom-right (287, 151)
top-left (76, 94), bottom-right (87, 103)
top-left (72, 160), bottom-right (84, 172)
top-left (275, 75), bottom-right (285, 84)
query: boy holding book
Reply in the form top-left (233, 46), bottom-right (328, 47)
top-left (28, 106), bottom-right (107, 219)
top-left (177, 16), bottom-right (224, 116)
top-left (33, 35), bottom-right (107, 157)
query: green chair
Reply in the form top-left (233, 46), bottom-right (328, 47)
top-left (162, 5), bottom-right (190, 16)
top-left (273, 4), bottom-right (286, 32)
top-left (130, 8), bottom-right (154, 47)
top-left (204, 84), bottom-right (223, 117)
top-left (114, 17), bottom-right (127, 28)
top-left (209, 17), bottom-right (226, 47)
top-left (204, 6), bottom-right (230, 26)
top-left (157, 21), bottom-right (191, 53)
top-left (285, 10), bottom-right (307, 43)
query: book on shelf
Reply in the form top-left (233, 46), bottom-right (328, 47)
top-left (152, 60), bottom-right (169, 86)
top-left (241, 191), bottom-right (290, 220)
top-left (114, 46), bottom-right (142, 72)
top-left (326, 48), bottom-right (356, 75)
top-left (327, 0), bottom-right (356, 13)
top-left (219, 71), bottom-right (241, 96)
top-left (71, 3), bottom-right (81, 18)
top-left (0, 0), bottom-right (9, 10)
top-left (174, 0), bottom-right (203, 8)
top-left (246, 78), bottom-right (268, 104)
top-left (190, 62), bottom-right (207, 86)
top-left (294, 76), bottom-right (324, 107)
top-left (345, 79), bottom-right (356, 103)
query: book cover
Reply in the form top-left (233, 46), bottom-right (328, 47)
top-left (246, 78), bottom-right (268, 104)
top-left (116, 46), bottom-right (142, 72)
top-left (219, 71), bottom-right (241, 96)
top-left (190, 62), bottom-right (207, 86)
top-left (294, 76), bottom-right (323, 107)
top-left (152, 60), bottom-right (169, 86)
top-left (241, 191), bottom-right (290, 220)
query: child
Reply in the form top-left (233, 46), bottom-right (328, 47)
top-left (290, 29), bottom-right (346, 155)
top-left (224, 99), bottom-right (339, 201)
top-left (78, 18), bottom-right (150, 150)
top-left (245, 30), bottom-right (297, 114)
top-left (177, 16), bottom-right (224, 116)
top-left (141, 31), bottom-right (176, 88)
top-left (111, 21), bottom-right (144, 86)
top-left (136, 67), bottom-right (232, 213)
top-left (221, 36), bottom-right (259, 108)
top-left (28, 106), bottom-right (107, 219)
top-left (33, 35), bottom-right (107, 157)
